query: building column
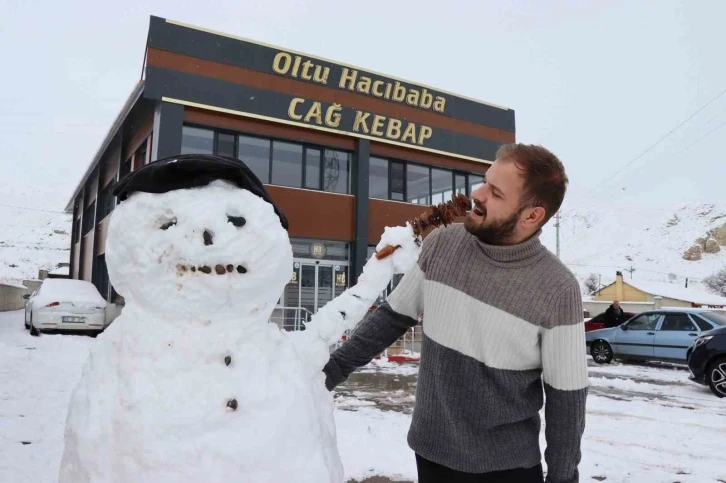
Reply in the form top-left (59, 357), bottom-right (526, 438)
top-left (351, 139), bottom-right (370, 285)
top-left (151, 101), bottom-right (184, 161)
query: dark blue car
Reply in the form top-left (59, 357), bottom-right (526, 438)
top-left (688, 323), bottom-right (726, 398)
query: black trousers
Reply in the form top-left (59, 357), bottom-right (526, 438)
top-left (416, 454), bottom-right (544, 483)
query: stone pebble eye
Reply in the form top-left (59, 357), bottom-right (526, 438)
top-left (159, 218), bottom-right (177, 230)
top-left (227, 215), bottom-right (246, 228)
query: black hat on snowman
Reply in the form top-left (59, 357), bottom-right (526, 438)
top-left (112, 153), bottom-right (289, 230)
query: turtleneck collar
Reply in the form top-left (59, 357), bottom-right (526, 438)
top-left (473, 229), bottom-right (547, 265)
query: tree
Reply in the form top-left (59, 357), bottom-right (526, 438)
top-left (703, 267), bottom-right (726, 297)
top-left (584, 273), bottom-right (599, 294)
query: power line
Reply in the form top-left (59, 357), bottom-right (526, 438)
top-left (617, 114), bottom-right (726, 191)
top-left (575, 85), bottom-right (726, 200)
top-left (0, 203), bottom-right (68, 214)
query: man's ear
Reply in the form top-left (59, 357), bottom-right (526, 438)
top-left (521, 206), bottom-right (546, 228)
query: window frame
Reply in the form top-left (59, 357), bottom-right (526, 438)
top-left (183, 123), bottom-right (353, 195)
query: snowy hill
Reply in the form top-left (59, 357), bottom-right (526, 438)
top-left (541, 202), bottom-right (726, 295)
top-left (0, 192), bottom-right (72, 285)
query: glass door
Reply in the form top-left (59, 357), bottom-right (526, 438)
top-left (298, 262), bottom-right (348, 313)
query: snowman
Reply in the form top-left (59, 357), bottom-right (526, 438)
top-left (58, 154), bottom-right (420, 483)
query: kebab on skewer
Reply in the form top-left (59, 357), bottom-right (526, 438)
top-left (375, 192), bottom-right (472, 260)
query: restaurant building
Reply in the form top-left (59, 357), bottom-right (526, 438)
top-left (65, 16), bottom-right (516, 323)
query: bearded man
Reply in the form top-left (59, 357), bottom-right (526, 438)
top-left (324, 144), bottom-right (588, 483)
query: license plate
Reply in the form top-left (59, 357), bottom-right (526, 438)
top-left (62, 316), bottom-right (86, 323)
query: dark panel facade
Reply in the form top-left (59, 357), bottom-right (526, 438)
top-left (146, 48), bottom-right (513, 145)
top-left (144, 66), bottom-right (503, 161)
top-left (147, 16), bottom-right (515, 132)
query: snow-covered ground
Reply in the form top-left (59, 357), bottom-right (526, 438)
top-left (0, 195), bottom-right (71, 285)
top-left (1, 309), bottom-right (725, 483)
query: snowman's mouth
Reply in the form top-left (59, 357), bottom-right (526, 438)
top-left (176, 263), bottom-right (247, 275)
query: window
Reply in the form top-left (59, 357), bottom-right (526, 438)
top-left (216, 132), bottom-right (236, 158)
top-left (182, 124), bottom-right (351, 194)
top-left (119, 158), bottom-right (131, 178)
top-left (82, 202), bottom-right (96, 236)
top-left (96, 180), bottom-right (116, 222)
top-left (407, 164), bottom-right (430, 204)
top-left (238, 135), bottom-right (271, 184)
top-left (304, 148), bottom-right (321, 189)
top-left (455, 173), bottom-right (467, 195)
top-left (391, 161), bottom-right (405, 201)
top-left (693, 317), bottom-right (714, 332)
top-left (369, 157), bottom-right (389, 199)
top-left (469, 174), bottom-right (485, 196)
top-left (323, 149), bottom-right (350, 194)
top-left (181, 126), bottom-right (214, 154)
top-left (73, 218), bottom-right (81, 244)
top-left (271, 141), bottom-right (303, 187)
top-left (625, 314), bottom-right (660, 331)
top-left (431, 167), bottom-right (453, 205)
top-left (138, 140), bottom-right (148, 167)
top-left (699, 311), bottom-right (726, 326)
top-left (660, 314), bottom-right (696, 331)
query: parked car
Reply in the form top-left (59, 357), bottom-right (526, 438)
top-left (584, 311), bottom-right (635, 332)
top-left (585, 308), bottom-right (726, 364)
top-left (24, 279), bottom-right (107, 335)
top-left (687, 321), bottom-right (726, 398)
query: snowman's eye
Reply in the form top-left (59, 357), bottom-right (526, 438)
top-left (227, 215), bottom-right (246, 228)
top-left (159, 218), bottom-right (177, 230)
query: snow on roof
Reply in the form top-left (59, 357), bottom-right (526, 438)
top-left (625, 279), bottom-right (726, 306)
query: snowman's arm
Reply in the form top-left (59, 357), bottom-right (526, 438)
top-left (302, 224), bottom-right (421, 347)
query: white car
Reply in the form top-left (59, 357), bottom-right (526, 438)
top-left (24, 279), bottom-right (108, 335)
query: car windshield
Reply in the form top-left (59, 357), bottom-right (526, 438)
top-left (699, 311), bottom-right (726, 326)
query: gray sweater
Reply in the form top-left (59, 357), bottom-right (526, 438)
top-left (324, 224), bottom-right (588, 483)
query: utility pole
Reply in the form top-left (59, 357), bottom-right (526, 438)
top-left (625, 266), bottom-right (636, 279)
top-left (555, 211), bottom-right (561, 259)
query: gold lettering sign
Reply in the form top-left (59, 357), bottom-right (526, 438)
top-left (336, 273), bottom-right (346, 287)
top-left (288, 97), bottom-right (434, 148)
top-left (271, 51), bottom-right (447, 114)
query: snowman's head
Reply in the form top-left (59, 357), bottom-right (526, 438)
top-left (106, 155), bottom-right (292, 321)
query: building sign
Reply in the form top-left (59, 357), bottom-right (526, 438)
top-left (310, 242), bottom-right (326, 259)
top-left (287, 97), bottom-right (432, 147)
top-left (272, 52), bottom-right (447, 114)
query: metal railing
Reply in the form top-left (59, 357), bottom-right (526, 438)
top-left (269, 306), bottom-right (313, 332)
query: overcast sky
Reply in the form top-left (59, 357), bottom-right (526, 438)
top-left (2, 0), bottom-right (725, 217)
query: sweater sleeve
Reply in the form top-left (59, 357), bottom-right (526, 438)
top-left (541, 282), bottom-right (589, 483)
top-left (323, 228), bottom-right (442, 390)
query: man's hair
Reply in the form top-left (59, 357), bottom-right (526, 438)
top-left (495, 143), bottom-right (568, 226)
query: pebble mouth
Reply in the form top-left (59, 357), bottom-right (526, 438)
top-left (177, 264), bottom-right (247, 275)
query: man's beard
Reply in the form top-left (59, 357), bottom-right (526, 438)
top-left (464, 203), bottom-right (524, 245)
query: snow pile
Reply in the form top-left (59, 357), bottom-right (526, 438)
top-left (31, 279), bottom-right (107, 309)
top-left (58, 180), bottom-right (420, 483)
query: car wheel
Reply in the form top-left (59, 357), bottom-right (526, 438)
top-left (591, 341), bottom-right (613, 364)
top-left (29, 313), bottom-right (40, 337)
top-left (24, 314), bottom-right (30, 330)
top-left (706, 356), bottom-right (726, 398)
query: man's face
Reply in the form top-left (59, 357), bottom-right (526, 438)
top-left (464, 159), bottom-right (528, 245)
top-left (613, 301), bottom-right (620, 309)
